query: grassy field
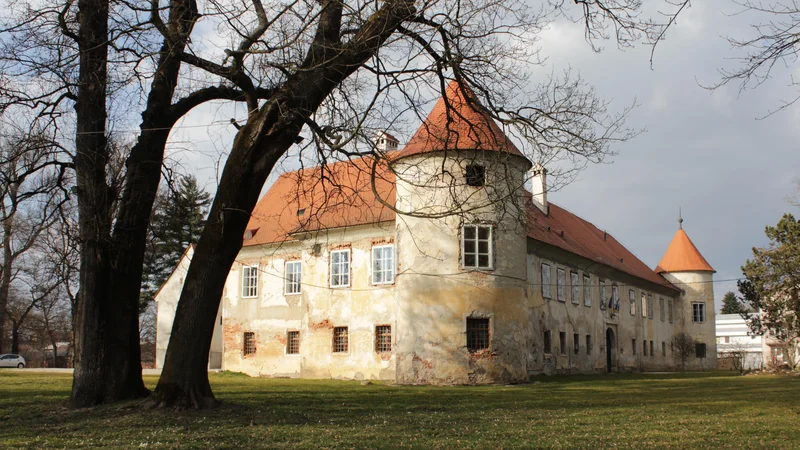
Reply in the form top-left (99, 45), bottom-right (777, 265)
top-left (0, 371), bottom-right (798, 449)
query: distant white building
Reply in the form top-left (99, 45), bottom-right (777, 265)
top-left (715, 314), bottom-right (762, 370)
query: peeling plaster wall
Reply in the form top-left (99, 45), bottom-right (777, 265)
top-left (660, 271), bottom-right (718, 370)
top-left (393, 152), bottom-right (532, 384)
top-left (222, 224), bottom-right (396, 380)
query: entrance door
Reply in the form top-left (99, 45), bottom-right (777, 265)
top-left (606, 328), bottom-right (616, 373)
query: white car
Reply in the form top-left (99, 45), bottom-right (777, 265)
top-left (0, 354), bottom-right (26, 368)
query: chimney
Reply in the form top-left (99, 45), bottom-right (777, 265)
top-left (531, 164), bottom-right (548, 214)
top-left (375, 131), bottom-right (399, 152)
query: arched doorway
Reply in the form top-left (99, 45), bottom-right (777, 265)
top-left (606, 328), bottom-right (616, 373)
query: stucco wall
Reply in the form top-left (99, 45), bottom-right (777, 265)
top-left (660, 271), bottom-right (718, 369)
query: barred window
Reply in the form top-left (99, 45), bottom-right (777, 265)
top-left (333, 326), bottom-right (349, 353)
top-left (692, 302), bottom-right (706, 323)
top-left (330, 249), bottom-right (350, 288)
top-left (375, 325), bottom-right (392, 353)
top-left (586, 335), bottom-right (592, 354)
top-left (543, 330), bottom-right (552, 354)
top-left (466, 318), bottom-right (490, 352)
top-left (583, 275), bottom-right (592, 307)
top-left (463, 225), bottom-right (492, 269)
top-left (570, 272), bottom-right (580, 305)
top-left (287, 331), bottom-right (300, 354)
top-left (557, 268), bottom-right (566, 302)
top-left (542, 264), bottom-right (552, 299)
top-left (573, 333), bottom-right (579, 354)
top-left (242, 265), bottom-right (259, 298)
top-left (285, 261), bottom-right (302, 295)
top-left (629, 289), bottom-right (636, 316)
top-left (372, 245), bottom-right (395, 284)
top-left (243, 332), bottom-right (256, 356)
top-left (559, 331), bottom-right (567, 355)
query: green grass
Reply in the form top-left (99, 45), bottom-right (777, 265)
top-left (0, 371), bottom-right (798, 449)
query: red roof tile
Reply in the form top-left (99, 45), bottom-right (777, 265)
top-left (396, 80), bottom-right (526, 159)
top-left (655, 229), bottom-right (715, 274)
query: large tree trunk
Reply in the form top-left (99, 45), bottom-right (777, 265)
top-left (0, 216), bottom-right (13, 354)
top-left (10, 321), bottom-right (19, 354)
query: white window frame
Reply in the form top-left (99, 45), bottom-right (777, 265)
top-left (330, 249), bottom-right (351, 288)
top-left (570, 272), bottom-right (580, 305)
top-left (641, 292), bottom-right (648, 318)
top-left (241, 265), bottom-right (259, 298)
top-left (541, 263), bottom-right (552, 299)
top-left (692, 302), bottom-right (706, 323)
top-left (371, 244), bottom-right (395, 285)
top-left (583, 275), bottom-right (591, 307)
top-left (284, 261), bottom-right (302, 295)
top-left (461, 225), bottom-right (493, 270)
top-left (556, 268), bottom-right (566, 302)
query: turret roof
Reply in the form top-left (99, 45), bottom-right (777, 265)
top-left (395, 80), bottom-right (526, 159)
top-left (655, 229), bottom-right (715, 274)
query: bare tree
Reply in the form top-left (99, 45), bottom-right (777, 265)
top-left (672, 331), bottom-right (697, 371)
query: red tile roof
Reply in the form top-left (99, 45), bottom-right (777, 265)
top-left (655, 229), bottom-right (715, 274)
top-left (396, 80), bottom-right (526, 159)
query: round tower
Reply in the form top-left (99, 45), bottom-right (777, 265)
top-left (392, 81), bottom-right (532, 384)
top-left (655, 213), bottom-right (717, 369)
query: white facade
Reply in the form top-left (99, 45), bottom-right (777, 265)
top-left (715, 313), bottom-right (763, 370)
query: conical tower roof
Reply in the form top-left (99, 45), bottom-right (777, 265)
top-left (655, 228), bottom-right (715, 274)
top-left (396, 80), bottom-right (526, 159)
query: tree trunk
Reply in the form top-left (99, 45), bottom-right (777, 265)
top-left (10, 321), bottom-right (19, 354)
top-left (0, 206), bottom-right (15, 354)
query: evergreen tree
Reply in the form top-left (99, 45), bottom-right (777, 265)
top-left (141, 175), bottom-right (211, 309)
top-left (721, 291), bottom-right (744, 315)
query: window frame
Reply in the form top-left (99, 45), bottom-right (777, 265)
top-left (692, 302), bottom-right (706, 324)
top-left (696, 342), bottom-right (707, 358)
top-left (570, 272), bottom-right (580, 305)
top-left (583, 275), bottom-right (592, 307)
top-left (586, 335), bottom-right (592, 354)
top-left (668, 299), bottom-right (674, 323)
top-left (466, 318), bottom-right (491, 352)
top-left (241, 265), bottom-right (259, 298)
top-left (650, 340), bottom-right (654, 357)
top-left (599, 280), bottom-right (607, 309)
top-left (541, 263), bottom-right (552, 299)
top-left (573, 333), bottom-right (580, 355)
top-left (371, 244), bottom-right (396, 285)
top-left (330, 249), bottom-right (351, 288)
top-left (641, 292), bottom-right (647, 318)
top-left (543, 330), bottom-right (552, 354)
top-left (284, 260), bottom-right (302, 295)
top-left (286, 330), bottom-right (300, 355)
top-left (648, 295), bottom-right (654, 320)
top-left (243, 331), bottom-right (256, 356)
top-left (462, 225), bottom-right (493, 270)
top-left (559, 331), bottom-right (567, 355)
top-left (375, 325), bottom-right (392, 353)
top-left (611, 284), bottom-right (619, 310)
top-left (629, 289), bottom-right (636, 316)
top-left (632, 338), bottom-right (637, 355)
top-left (332, 326), bottom-right (349, 353)
top-left (659, 297), bottom-right (665, 322)
top-left (556, 268), bottom-right (567, 302)
top-left (465, 164), bottom-right (486, 187)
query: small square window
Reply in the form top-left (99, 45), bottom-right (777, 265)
top-left (243, 332), bottom-right (256, 356)
top-left (375, 325), bottom-right (392, 353)
top-left (465, 164), bottom-right (486, 186)
top-left (544, 330), bottom-right (552, 354)
top-left (559, 331), bottom-right (567, 355)
top-left (287, 331), bottom-right (300, 354)
top-left (333, 327), bottom-right (349, 353)
top-left (573, 333), bottom-right (579, 354)
top-left (466, 318), bottom-right (490, 352)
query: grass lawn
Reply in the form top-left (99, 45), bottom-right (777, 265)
top-left (0, 371), bottom-right (798, 449)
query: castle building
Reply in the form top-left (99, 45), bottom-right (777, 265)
top-left (156, 81), bottom-right (717, 382)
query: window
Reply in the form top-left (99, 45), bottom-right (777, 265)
top-left (648, 295), bottom-right (654, 320)
top-left (462, 225), bottom-right (492, 269)
top-left (724, 336), bottom-right (730, 344)
top-left (583, 275), bottom-right (591, 307)
top-left (643, 340), bottom-right (647, 356)
top-left (692, 302), bottom-right (706, 323)
top-left (543, 330), bottom-right (552, 354)
top-left (641, 292), bottom-right (647, 318)
top-left (559, 332), bottom-right (567, 355)
top-left (696, 343), bottom-right (707, 358)
top-left (662, 341), bottom-right (666, 357)
top-left (375, 325), bottom-right (392, 353)
top-left (571, 272), bottom-right (580, 305)
top-left (629, 289), bottom-right (636, 316)
top-left (586, 335), bottom-right (592, 354)
top-left (668, 299), bottom-right (674, 323)
top-left (333, 327), bottom-right (349, 353)
top-left (632, 338), bottom-right (637, 355)
top-left (659, 298), bottom-right (665, 322)
top-left (285, 261), bottom-right (302, 295)
top-left (650, 340), bottom-right (654, 357)
top-left (243, 332), bottom-right (256, 356)
top-left (466, 318), bottom-right (490, 352)
top-left (573, 333), bottom-right (580, 354)
top-left (372, 245), bottom-right (395, 284)
top-left (330, 249), bottom-right (351, 287)
top-left (611, 285), bottom-right (619, 310)
top-left (542, 264), bottom-right (552, 299)
top-left (599, 281), bottom-right (606, 309)
top-left (242, 265), bottom-right (259, 298)
top-left (465, 164), bottom-right (486, 186)
top-left (287, 331), bottom-right (300, 354)
top-left (556, 268), bottom-right (566, 302)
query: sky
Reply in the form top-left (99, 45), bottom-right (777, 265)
top-left (165, 0), bottom-right (800, 312)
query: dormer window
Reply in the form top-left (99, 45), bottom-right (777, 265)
top-left (465, 164), bottom-right (486, 187)
top-left (244, 228), bottom-right (259, 240)
top-left (297, 208), bottom-right (306, 216)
